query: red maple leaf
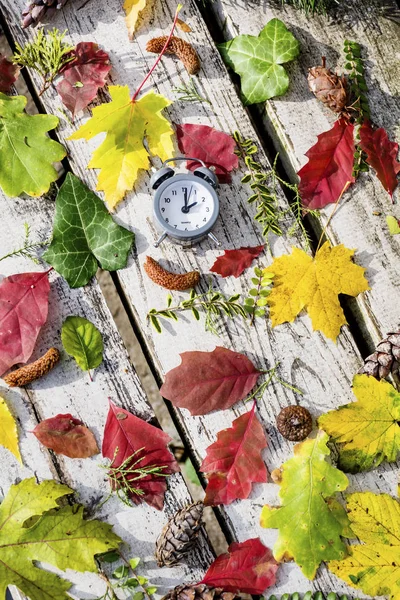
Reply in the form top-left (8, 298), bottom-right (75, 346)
top-left (359, 121), bottom-right (400, 199)
top-left (0, 54), bottom-right (20, 93)
top-left (160, 346), bottom-right (261, 416)
top-left (33, 414), bottom-right (99, 458)
top-left (57, 42), bottom-right (111, 118)
top-left (200, 538), bottom-right (279, 594)
top-left (0, 271), bottom-right (50, 376)
top-left (210, 245), bottom-right (264, 278)
top-left (176, 123), bottom-right (239, 183)
top-left (200, 402), bottom-right (268, 505)
top-left (102, 400), bottom-right (179, 510)
top-left (298, 118), bottom-right (355, 208)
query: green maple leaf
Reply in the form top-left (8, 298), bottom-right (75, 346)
top-left (319, 374), bottom-right (400, 473)
top-left (0, 93), bottom-right (66, 197)
top-left (62, 316), bottom-right (103, 372)
top-left (218, 19), bottom-right (300, 105)
top-left (260, 430), bottom-right (349, 579)
top-left (43, 173), bottom-right (134, 288)
top-left (0, 478), bottom-right (121, 600)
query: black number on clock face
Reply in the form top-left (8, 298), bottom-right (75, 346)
top-left (165, 198), bottom-right (171, 203)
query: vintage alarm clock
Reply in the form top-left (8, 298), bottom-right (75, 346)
top-left (150, 157), bottom-right (221, 247)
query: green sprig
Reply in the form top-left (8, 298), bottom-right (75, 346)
top-left (0, 222), bottom-right (48, 264)
top-left (173, 77), bottom-right (211, 104)
top-left (96, 554), bottom-right (158, 600)
top-left (244, 267), bottom-right (274, 324)
top-left (13, 28), bottom-right (75, 95)
top-left (280, 0), bottom-right (331, 15)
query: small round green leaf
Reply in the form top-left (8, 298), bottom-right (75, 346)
top-left (61, 316), bottom-right (103, 372)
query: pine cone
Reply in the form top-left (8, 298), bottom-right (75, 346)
top-left (146, 36), bottom-right (201, 75)
top-left (358, 331), bottom-right (400, 381)
top-left (161, 584), bottom-right (240, 600)
top-left (308, 57), bottom-right (347, 114)
top-left (155, 501), bottom-right (204, 567)
top-left (21, 0), bottom-right (70, 28)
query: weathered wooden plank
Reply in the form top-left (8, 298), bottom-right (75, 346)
top-left (207, 0), bottom-right (400, 345)
top-left (0, 199), bottom-right (214, 598)
top-left (1, 0), bottom-right (398, 597)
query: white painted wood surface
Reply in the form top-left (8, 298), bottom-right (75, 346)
top-left (0, 0), bottom-right (398, 598)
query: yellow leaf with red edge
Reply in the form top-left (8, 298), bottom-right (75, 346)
top-left (265, 241), bottom-right (369, 341)
top-left (69, 86), bottom-right (174, 210)
top-left (0, 396), bottom-right (22, 464)
top-left (123, 0), bottom-right (147, 39)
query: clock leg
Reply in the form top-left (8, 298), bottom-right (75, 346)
top-left (208, 232), bottom-right (221, 246)
top-left (154, 231), bottom-right (169, 248)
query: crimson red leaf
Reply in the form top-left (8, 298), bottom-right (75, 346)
top-left (33, 413), bottom-right (99, 458)
top-left (210, 245), bottom-right (264, 278)
top-left (298, 118), bottom-right (355, 208)
top-left (0, 54), bottom-right (19, 93)
top-left (0, 271), bottom-right (50, 376)
top-left (57, 42), bottom-right (111, 118)
top-left (200, 402), bottom-right (268, 505)
top-left (102, 400), bottom-right (179, 510)
top-left (359, 121), bottom-right (400, 199)
top-left (200, 538), bottom-right (278, 594)
top-left (176, 123), bottom-right (239, 183)
top-left (160, 346), bottom-right (261, 416)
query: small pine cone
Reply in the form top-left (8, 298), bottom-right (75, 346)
top-left (144, 256), bottom-right (200, 291)
top-left (146, 36), bottom-right (201, 75)
top-left (4, 348), bottom-right (60, 387)
top-left (358, 331), bottom-right (400, 381)
top-left (276, 405), bottom-right (313, 442)
top-left (161, 584), bottom-right (240, 600)
top-left (21, 0), bottom-right (69, 28)
top-left (308, 57), bottom-right (347, 114)
top-left (156, 501), bottom-right (204, 567)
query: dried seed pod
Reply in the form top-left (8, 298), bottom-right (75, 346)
top-left (146, 36), bottom-right (201, 75)
top-left (276, 405), bottom-right (313, 442)
top-left (308, 57), bottom-right (347, 114)
top-left (161, 584), bottom-right (240, 600)
top-left (155, 501), bottom-right (204, 567)
top-left (144, 256), bottom-right (200, 291)
top-left (3, 348), bottom-right (60, 387)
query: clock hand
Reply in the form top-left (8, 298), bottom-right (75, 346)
top-left (186, 201), bottom-right (198, 211)
top-left (181, 186), bottom-right (193, 213)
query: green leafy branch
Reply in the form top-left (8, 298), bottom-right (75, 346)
top-left (13, 28), bottom-right (75, 95)
top-left (0, 222), bottom-right (48, 264)
top-left (244, 267), bottom-right (274, 325)
top-left (174, 78), bottom-right (211, 104)
top-left (96, 553), bottom-right (157, 600)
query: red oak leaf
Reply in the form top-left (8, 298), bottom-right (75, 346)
top-left (210, 245), bottom-right (264, 278)
top-left (33, 414), bottom-right (99, 458)
top-left (359, 121), bottom-right (400, 199)
top-left (298, 118), bottom-right (355, 208)
top-left (160, 346), bottom-right (261, 416)
top-left (0, 271), bottom-right (50, 376)
top-left (176, 123), bottom-right (239, 183)
top-left (0, 54), bottom-right (20, 93)
top-left (200, 538), bottom-right (279, 594)
top-left (57, 42), bottom-right (111, 118)
top-left (102, 399), bottom-right (179, 510)
top-left (200, 402), bottom-right (268, 505)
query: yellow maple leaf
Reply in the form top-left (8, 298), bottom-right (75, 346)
top-left (123, 0), bottom-right (147, 39)
top-left (0, 396), bottom-right (22, 464)
top-left (69, 86), bottom-right (174, 210)
top-left (265, 241), bottom-right (369, 341)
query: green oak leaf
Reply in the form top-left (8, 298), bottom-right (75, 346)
top-left (0, 478), bottom-right (121, 600)
top-left (218, 19), bottom-right (300, 105)
top-left (44, 173), bottom-right (134, 288)
top-left (260, 430), bottom-right (349, 579)
top-left (0, 93), bottom-right (66, 197)
top-left (62, 315), bottom-right (103, 372)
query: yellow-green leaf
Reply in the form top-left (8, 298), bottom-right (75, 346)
top-left (265, 241), bottom-right (369, 341)
top-left (319, 374), bottom-right (400, 473)
top-left (124, 0), bottom-right (147, 38)
top-left (329, 491), bottom-right (400, 600)
top-left (386, 215), bottom-right (400, 235)
top-left (260, 431), bottom-right (349, 579)
top-left (0, 396), bottom-right (21, 464)
top-left (69, 86), bottom-right (174, 210)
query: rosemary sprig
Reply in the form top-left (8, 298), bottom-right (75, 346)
top-left (0, 222), bottom-right (48, 264)
top-left (148, 285), bottom-right (248, 336)
top-left (174, 77), bottom-right (211, 104)
top-left (246, 362), bottom-right (303, 400)
top-left (281, 0), bottom-right (332, 14)
top-left (13, 28), bottom-right (75, 95)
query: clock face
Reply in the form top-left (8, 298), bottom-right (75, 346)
top-left (156, 179), bottom-right (216, 234)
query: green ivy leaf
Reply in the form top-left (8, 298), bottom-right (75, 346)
top-left (0, 93), bottom-right (66, 197)
top-left (218, 19), bottom-right (299, 105)
top-left (61, 316), bottom-right (103, 372)
top-left (43, 173), bottom-right (134, 288)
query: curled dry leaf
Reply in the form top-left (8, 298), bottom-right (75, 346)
top-left (147, 36), bottom-right (200, 75)
top-left (210, 245), bottom-right (264, 278)
top-left (3, 347), bottom-right (60, 387)
top-left (308, 57), bottom-right (347, 114)
top-left (160, 346), bottom-right (261, 416)
top-left (33, 414), bottom-right (99, 458)
top-left (144, 256), bottom-right (200, 290)
top-left (0, 55), bottom-right (20, 93)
